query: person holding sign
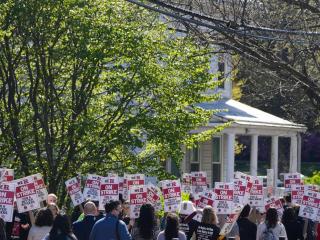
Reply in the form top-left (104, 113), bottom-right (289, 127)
top-left (195, 206), bottom-right (220, 240)
top-left (157, 213), bottom-right (186, 240)
top-left (27, 208), bottom-right (53, 240)
top-left (131, 203), bottom-right (159, 240)
top-left (89, 200), bottom-right (131, 240)
top-left (256, 208), bottom-right (287, 240)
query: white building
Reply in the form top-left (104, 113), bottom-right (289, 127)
top-left (166, 53), bottom-right (306, 187)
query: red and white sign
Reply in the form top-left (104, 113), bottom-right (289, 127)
top-left (118, 177), bottom-right (123, 195)
top-left (83, 174), bottom-right (101, 201)
top-left (0, 182), bottom-right (15, 222)
top-left (129, 185), bottom-right (147, 218)
top-left (214, 182), bottom-right (234, 214)
top-left (291, 184), bottom-right (304, 205)
top-left (219, 205), bottom-right (243, 236)
top-left (248, 177), bottom-right (264, 207)
top-left (181, 173), bottom-right (192, 193)
top-left (265, 197), bottom-right (283, 214)
top-left (123, 174), bottom-right (145, 200)
top-left (233, 179), bottom-right (247, 207)
top-left (32, 174), bottom-right (48, 202)
top-left (99, 174), bottom-right (119, 210)
top-left (191, 171), bottom-right (207, 194)
top-left (0, 169), bottom-right (14, 182)
top-left (234, 171), bottom-right (253, 182)
top-left (197, 190), bottom-right (216, 209)
top-left (15, 176), bottom-right (40, 213)
top-left (161, 179), bottom-right (181, 212)
top-left (298, 190), bottom-right (320, 221)
top-left (146, 183), bottom-right (162, 211)
top-left (65, 177), bottom-right (84, 206)
top-left (284, 173), bottom-right (302, 192)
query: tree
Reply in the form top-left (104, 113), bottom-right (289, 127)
top-left (126, 0), bottom-right (320, 129)
top-left (0, 0), bottom-right (223, 200)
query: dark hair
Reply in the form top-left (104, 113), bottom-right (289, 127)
top-left (239, 204), bottom-right (251, 218)
top-left (49, 214), bottom-right (75, 240)
top-left (189, 193), bottom-right (195, 202)
top-left (265, 208), bottom-right (278, 229)
top-left (105, 200), bottom-right (121, 213)
top-left (284, 195), bottom-right (291, 203)
top-left (137, 204), bottom-right (157, 239)
top-left (165, 213), bottom-right (179, 240)
top-left (35, 208), bottom-right (54, 227)
top-left (282, 207), bottom-right (296, 225)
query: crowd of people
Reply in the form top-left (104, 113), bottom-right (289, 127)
top-left (0, 193), bottom-right (319, 240)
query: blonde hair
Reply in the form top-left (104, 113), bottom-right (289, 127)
top-left (201, 206), bottom-right (218, 225)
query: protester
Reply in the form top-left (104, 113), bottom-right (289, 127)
top-left (281, 207), bottom-right (303, 240)
top-left (178, 201), bottom-right (198, 240)
top-left (47, 203), bottom-right (59, 220)
top-left (256, 208), bottom-right (287, 240)
top-left (131, 203), bottom-right (159, 240)
top-left (119, 200), bottom-right (131, 228)
top-left (6, 206), bottom-right (31, 240)
top-left (195, 206), bottom-right (220, 240)
top-left (89, 200), bottom-right (131, 240)
top-left (47, 194), bottom-right (58, 205)
top-left (72, 201), bottom-right (98, 240)
top-left (43, 214), bottom-right (77, 240)
top-left (237, 204), bottom-right (257, 240)
top-left (157, 213), bottom-right (186, 240)
top-left (28, 208), bottom-right (53, 240)
top-left (283, 195), bottom-right (292, 210)
top-left (0, 218), bottom-right (7, 240)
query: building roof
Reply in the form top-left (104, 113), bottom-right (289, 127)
top-left (198, 98), bottom-right (306, 131)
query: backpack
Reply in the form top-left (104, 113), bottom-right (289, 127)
top-left (261, 228), bottom-right (277, 240)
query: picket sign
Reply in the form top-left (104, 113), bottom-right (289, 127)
top-left (0, 169), bottom-right (14, 182)
top-left (146, 183), bottom-right (162, 211)
top-left (65, 177), bottom-right (84, 207)
top-left (248, 177), bottom-right (264, 208)
top-left (83, 174), bottom-right (101, 201)
top-left (219, 205), bottom-right (243, 237)
top-left (284, 173), bottom-right (302, 192)
top-left (15, 176), bottom-right (40, 213)
top-left (129, 185), bottom-right (147, 218)
top-left (191, 172), bottom-right (207, 195)
top-left (32, 173), bottom-right (48, 202)
top-left (298, 190), bottom-right (320, 221)
top-left (264, 197), bottom-right (283, 214)
top-left (181, 173), bottom-right (192, 193)
top-left (118, 177), bottom-right (124, 196)
top-left (99, 174), bottom-right (119, 211)
top-left (197, 190), bottom-right (216, 209)
top-left (161, 179), bottom-right (181, 212)
top-left (233, 179), bottom-right (250, 207)
top-left (214, 182), bottom-right (234, 215)
top-left (0, 182), bottom-right (15, 222)
top-left (234, 171), bottom-right (253, 182)
top-left (123, 174), bottom-right (145, 200)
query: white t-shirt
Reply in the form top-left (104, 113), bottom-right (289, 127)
top-left (256, 222), bottom-right (287, 240)
top-left (157, 230), bottom-right (187, 240)
top-left (28, 226), bottom-right (52, 240)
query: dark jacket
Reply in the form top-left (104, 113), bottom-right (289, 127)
top-left (283, 220), bottom-right (303, 240)
top-left (237, 217), bottom-right (257, 240)
top-left (73, 215), bottom-right (96, 240)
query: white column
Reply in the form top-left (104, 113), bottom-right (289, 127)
top-left (226, 133), bottom-right (235, 181)
top-left (297, 134), bottom-right (302, 173)
top-left (271, 136), bottom-right (279, 187)
top-left (250, 135), bottom-right (258, 176)
top-left (290, 135), bottom-right (298, 172)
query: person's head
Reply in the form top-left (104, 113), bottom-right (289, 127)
top-left (84, 201), bottom-right (97, 216)
top-left (282, 207), bottom-right (296, 225)
top-left (165, 213), bottom-right (179, 240)
top-left (284, 195), bottom-right (292, 205)
top-left (49, 214), bottom-right (72, 237)
top-left (137, 204), bottom-right (156, 239)
top-left (201, 206), bottom-right (218, 225)
top-left (239, 204), bottom-right (251, 218)
top-left (47, 203), bottom-right (59, 219)
top-left (35, 208), bottom-right (54, 227)
top-left (105, 200), bottom-right (122, 217)
top-left (122, 200), bottom-right (130, 216)
top-left (47, 193), bottom-right (58, 204)
top-left (265, 208), bottom-right (278, 228)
